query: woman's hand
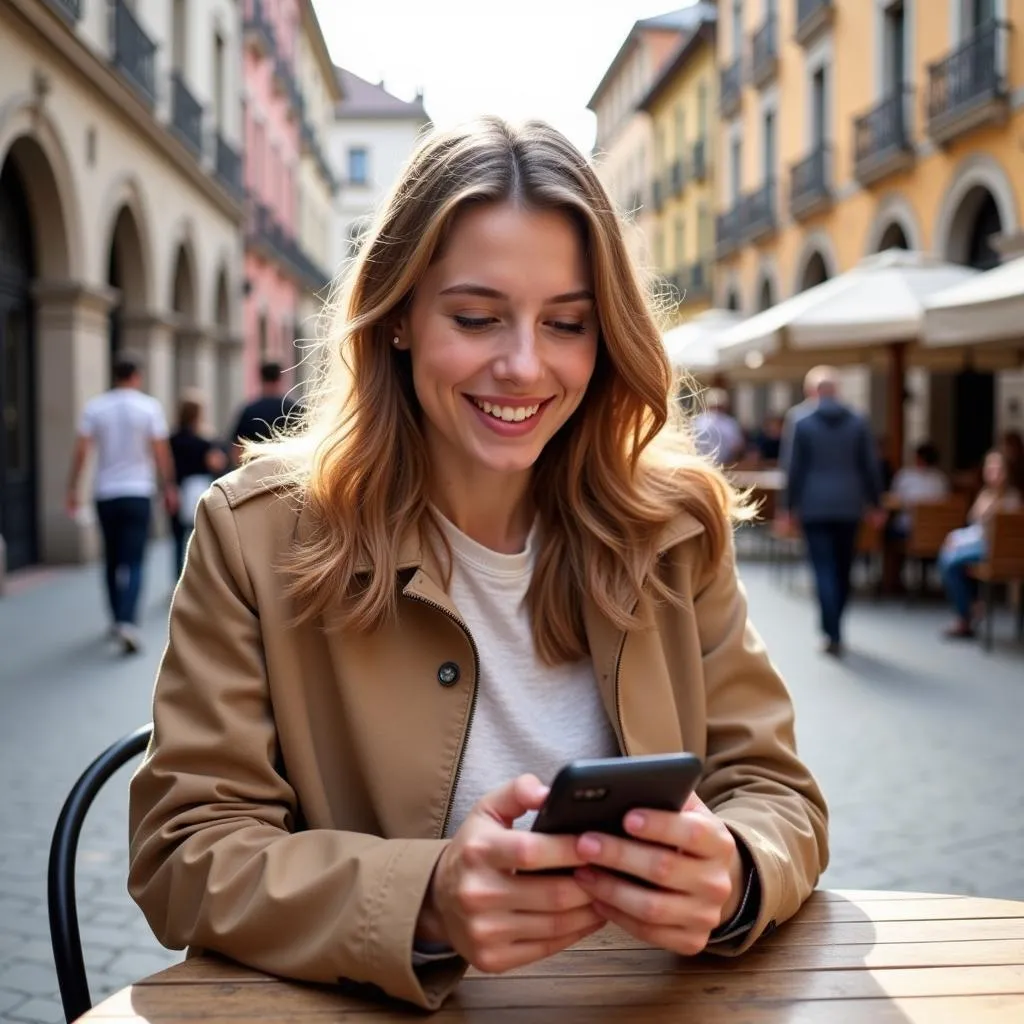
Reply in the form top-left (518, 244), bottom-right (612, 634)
top-left (418, 775), bottom-right (605, 973)
top-left (572, 792), bottom-right (745, 955)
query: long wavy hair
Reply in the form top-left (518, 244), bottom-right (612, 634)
top-left (262, 116), bottom-right (749, 664)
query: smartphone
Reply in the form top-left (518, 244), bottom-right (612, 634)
top-left (531, 753), bottom-right (703, 839)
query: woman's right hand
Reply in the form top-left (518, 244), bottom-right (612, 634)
top-left (417, 774), bottom-right (605, 973)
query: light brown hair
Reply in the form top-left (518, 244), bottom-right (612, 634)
top-left (260, 117), bottom-right (750, 663)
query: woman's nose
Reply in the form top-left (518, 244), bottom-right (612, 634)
top-left (495, 327), bottom-right (543, 383)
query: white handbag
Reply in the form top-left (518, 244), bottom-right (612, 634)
top-left (178, 474), bottom-right (214, 527)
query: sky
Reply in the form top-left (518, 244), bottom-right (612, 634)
top-left (312, 0), bottom-right (694, 155)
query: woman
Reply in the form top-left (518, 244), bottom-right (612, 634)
top-left (939, 449), bottom-right (1021, 639)
top-left (128, 118), bottom-right (828, 1010)
top-left (167, 391), bottom-right (227, 578)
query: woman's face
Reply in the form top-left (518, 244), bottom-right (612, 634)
top-left (399, 202), bottom-right (599, 484)
top-left (983, 452), bottom-right (1006, 488)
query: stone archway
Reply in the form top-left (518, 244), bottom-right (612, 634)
top-left (934, 154), bottom-right (1018, 267)
top-left (756, 276), bottom-right (775, 312)
top-left (799, 251), bottom-right (830, 291)
top-left (107, 205), bottom-right (149, 375)
top-left (943, 185), bottom-right (1003, 270)
top-left (725, 289), bottom-right (740, 312)
top-left (877, 222), bottom-right (910, 251)
top-left (865, 191), bottom-right (923, 254)
top-left (171, 244), bottom-right (199, 400)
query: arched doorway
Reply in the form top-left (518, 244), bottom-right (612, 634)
top-left (171, 244), bottom-right (197, 398)
top-left (757, 278), bottom-right (774, 312)
top-left (945, 186), bottom-right (1003, 270)
top-left (106, 206), bottom-right (147, 380)
top-left (800, 251), bottom-right (830, 291)
top-left (0, 157), bottom-right (37, 570)
top-left (877, 222), bottom-right (909, 251)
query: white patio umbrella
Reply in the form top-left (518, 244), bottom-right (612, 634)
top-left (922, 254), bottom-right (1024, 346)
top-left (716, 249), bottom-right (980, 366)
top-left (662, 308), bottom-right (743, 373)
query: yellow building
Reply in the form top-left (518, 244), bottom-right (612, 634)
top-left (638, 11), bottom-right (719, 321)
top-left (714, 0), bottom-right (1024, 465)
top-left (587, 6), bottom-right (716, 270)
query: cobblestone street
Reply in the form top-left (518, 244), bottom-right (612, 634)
top-left (1, 542), bottom-right (1023, 1023)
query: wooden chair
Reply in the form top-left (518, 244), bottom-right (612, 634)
top-left (968, 511), bottom-right (1024, 651)
top-left (904, 496), bottom-right (969, 595)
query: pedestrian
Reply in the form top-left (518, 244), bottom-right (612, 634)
top-left (939, 449), bottom-right (1022, 639)
top-left (782, 366), bottom-right (884, 656)
top-left (778, 371), bottom-right (820, 475)
top-left (230, 360), bottom-right (302, 464)
top-left (692, 387), bottom-right (745, 465)
top-left (168, 390), bottom-right (228, 579)
top-left (66, 353), bottom-right (177, 654)
top-left (128, 116), bottom-right (828, 1010)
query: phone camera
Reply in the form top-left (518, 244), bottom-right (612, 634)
top-left (572, 787), bottom-right (609, 802)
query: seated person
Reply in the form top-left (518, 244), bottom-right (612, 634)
top-left (939, 449), bottom-right (1022, 639)
top-left (127, 117), bottom-right (828, 1010)
top-left (753, 415), bottom-right (784, 465)
top-left (888, 442), bottom-right (949, 537)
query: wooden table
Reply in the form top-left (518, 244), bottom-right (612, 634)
top-left (79, 890), bottom-right (1024, 1023)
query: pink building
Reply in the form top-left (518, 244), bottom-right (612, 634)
top-left (241, 0), bottom-right (304, 396)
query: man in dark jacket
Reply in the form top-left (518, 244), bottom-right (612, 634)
top-left (784, 366), bottom-right (884, 656)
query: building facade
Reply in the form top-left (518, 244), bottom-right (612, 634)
top-left (714, 0), bottom-right (1024, 460)
top-left (330, 69), bottom-right (430, 271)
top-left (1, 0), bottom-right (246, 571)
top-left (587, 8), bottom-right (714, 271)
top-left (638, 11), bottom-right (719, 322)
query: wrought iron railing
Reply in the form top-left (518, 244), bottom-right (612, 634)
top-left (111, 0), bottom-right (157, 106)
top-left (751, 15), bottom-right (778, 84)
top-left (248, 200), bottom-right (331, 291)
top-left (796, 0), bottom-right (833, 39)
top-left (688, 260), bottom-right (711, 295)
top-left (690, 139), bottom-right (707, 181)
top-left (171, 73), bottom-right (204, 156)
top-left (716, 205), bottom-right (743, 252)
top-left (720, 58), bottom-right (742, 113)
top-left (927, 21), bottom-right (1007, 127)
top-left (744, 179), bottom-right (775, 237)
top-left (243, 0), bottom-right (276, 52)
top-left (45, 0), bottom-right (82, 23)
top-left (216, 135), bottom-right (243, 196)
top-left (854, 89), bottom-right (912, 170)
top-left (670, 159), bottom-right (685, 197)
top-left (790, 143), bottom-right (831, 213)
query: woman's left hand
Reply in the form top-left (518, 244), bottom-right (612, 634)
top-left (572, 793), bottom-right (745, 955)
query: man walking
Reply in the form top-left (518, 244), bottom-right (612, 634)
top-left (230, 361), bottom-right (301, 464)
top-left (783, 366), bottom-right (884, 656)
top-left (67, 354), bottom-right (177, 654)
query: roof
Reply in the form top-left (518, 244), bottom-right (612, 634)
top-left (638, 14), bottom-right (717, 113)
top-left (587, 4), bottom-right (716, 110)
top-left (334, 67), bottom-right (430, 121)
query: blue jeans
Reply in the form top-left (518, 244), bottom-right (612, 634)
top-left (95, 497), bottom-right (152, 626)
top-left (938, 533), bottom-right (987, 621)
top-left (802, 522), bottom-right (860, 645)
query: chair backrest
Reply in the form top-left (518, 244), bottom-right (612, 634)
top-left (987, 511), bottom-right (1024, 576)
top-left (906, 496), bottom-right (968, 558)
top-left (48, 724), bottom-right (153, 1023)
top-left (857, 517), bottom-right (883, 554)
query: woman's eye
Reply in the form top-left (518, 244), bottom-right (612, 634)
top-left (453, 315), bottom-right (497, 330)
top-left (550, 321), bottom-right (588, 335)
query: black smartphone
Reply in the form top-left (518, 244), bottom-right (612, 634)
top-left (531, 753), bottom-right (703, 839)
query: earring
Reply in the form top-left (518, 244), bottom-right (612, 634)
top-left (392, 336), bottom-right (401, 347)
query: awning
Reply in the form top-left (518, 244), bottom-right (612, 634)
top-left (716, 250), bottom-right (980, 366)
top-left (922, 255), bottom-right (1024, 346)
top-left (662, 308), bottom-right (742, 372)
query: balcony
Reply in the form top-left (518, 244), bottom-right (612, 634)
top-left (750, 15), bottom-right (779, 89)
top-left (170, 73), bottom-right (204, 156)
top-left (690, 139), bottom-right (707, 182)
top-left (111, 0), bottom-right (157, 107)
top-left (686, 260), bottom-right (712, 299)
top-left (789, 143), bottom-right (832, 219)
top-left (853, 89), bottom-right (914, 186)
top-left (795, 0), bottom-right (834, 47)
top-left (44, 0), bottom-right (82, 23)
top-left (744, 179), bottom-right (776, 242)
top-left (215, 135), bottom-right (243, 196)
top-left (247, 201), bottom-right (331, 291)
top-left (720, 58), bottom-right (742, 117)
top-left (716, 205), bottom-right (743, 257)
top-left (927, 22), bottom-right (1009, 146)
top-left (243, 0), bottom-right (275, 56)
top-left (670, 159), bottom-right (685, 198)
top-left (652, 177), bottom-right (664, 212)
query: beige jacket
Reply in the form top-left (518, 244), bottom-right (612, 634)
top-left (128, 461), bottom-right (828, 1010)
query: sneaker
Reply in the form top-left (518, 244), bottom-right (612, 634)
top-left (117, 624), bottom-right (142, 655)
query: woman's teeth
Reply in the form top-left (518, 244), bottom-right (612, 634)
top-left (471, 399), bottom-right (541, 423)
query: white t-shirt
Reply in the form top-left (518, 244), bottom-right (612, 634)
top-left (78, 388), bottom-right (169, 501)
top-left (891, 466), bottom-right (949, 531)
top-left (436, 513), bottom-right (619, 836)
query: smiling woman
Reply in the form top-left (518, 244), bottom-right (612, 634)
top-left (127, 117), bottom-right (828, 1012)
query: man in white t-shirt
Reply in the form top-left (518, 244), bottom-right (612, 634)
top-left (67, 354), bottom-right (177, 653)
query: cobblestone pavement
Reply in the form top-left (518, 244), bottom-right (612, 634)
top-left (1, 541), bottom-right (1023, 1023)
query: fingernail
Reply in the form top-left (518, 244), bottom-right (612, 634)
top-left (625, 811), bottom-right (646, 833)
top-left (576, 867), bottom-right (597, 884)
top-left (578, 834), bottom-right (602, 857)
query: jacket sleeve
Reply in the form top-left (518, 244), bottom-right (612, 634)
top-left (691, 535), bottom-right (829, 953)
top-left (127, 487), bottom-right (466, 1009)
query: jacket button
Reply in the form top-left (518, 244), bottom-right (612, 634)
top-left (437, 661), bottom-right (460, 686)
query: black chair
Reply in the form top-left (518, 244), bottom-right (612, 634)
top-left (48, 723), bottom-right (153, 1023)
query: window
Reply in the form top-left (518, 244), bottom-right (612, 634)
top-left (214, 33), bottom-right (226, 131)
top-left (732, 0), bottom-right (744, 59)
top-left (883, 1), bottom-right (906, 94)
top-left (698, 203), bottom-right (710, 257)
top-left (674, 104), bottom-right (685, 158)
top-left (697, 82), bottom-right (707, 137)
top-left (730, 136), bottom-right (742, 202)
top-left (811, 67), bottom-right (827, 147)
top-left (674, 217), bottom-right (685, 266)
top-left (172, 0), bottom-right (187, 72)
top-left (348, 147), bottom-right (369, 185)
top-left (762, 109), bottom-right (776, 182)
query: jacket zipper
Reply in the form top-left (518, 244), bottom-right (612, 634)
top-left (404, 589), bottom-right (481, 839)
top-left (612, 599), bottom-right (641, 757)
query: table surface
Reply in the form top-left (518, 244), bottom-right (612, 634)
top-left (730, 468), bottom-right (786, 491)
top-left (79, 890), bottom-right (1024, 1023)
